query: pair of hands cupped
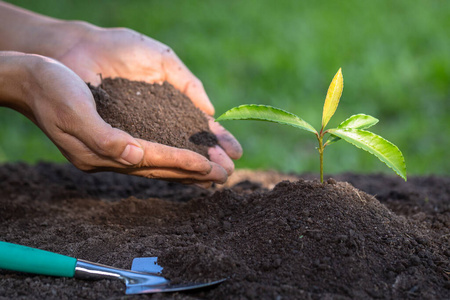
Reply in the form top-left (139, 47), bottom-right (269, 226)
top-left (32, 25), bottom-right (241, 187)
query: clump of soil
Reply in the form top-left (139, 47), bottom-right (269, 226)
top-left (0, 163), bottom-right (448, 299)
top-left (89, 78), bottom-right (217, 158)
top-left (158, 178), bottom-right (448, 299)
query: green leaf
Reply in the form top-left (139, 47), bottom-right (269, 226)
top-left (337, 114), bottom-right (379, 129)
top-left (326, 114), bottom-right (379, 145)
top-left (216, 104), bottom-right (317, 134)
top-left (322, 68), bottom-right (344, 129)
top-left (327, 128), bottom-right (406, 181)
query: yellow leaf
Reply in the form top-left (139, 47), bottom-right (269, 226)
top-left (322, 68), bottom-right (344, 128)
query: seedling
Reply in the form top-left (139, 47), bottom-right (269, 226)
top-left (216, 68), bottom-right (406, 183)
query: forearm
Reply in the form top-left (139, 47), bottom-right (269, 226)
top-left (0, 1), bottom-right (93, 59)
top-left (0, 52), bottom-right (29, 109)
top-left (0, 51), bottom-right (45, 123)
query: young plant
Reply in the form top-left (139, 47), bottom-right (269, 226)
top-left (216, 68), bottom-right (406, 183)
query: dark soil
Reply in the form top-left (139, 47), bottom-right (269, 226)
top-left (0, 78), bottom-right (448, 299)
top-left (89, 78), bottom-right (217, 158)
top-left (0, 163), bottom-right (448, 300)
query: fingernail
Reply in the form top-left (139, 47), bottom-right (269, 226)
top-left (194, 182), bottom-right (213, 189)
top-left (120, 144), bottom-right (144, 165)
top-left (202, 162), bottom-right (213, 175)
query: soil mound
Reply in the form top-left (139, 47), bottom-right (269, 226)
top-left (89, 78), bottom-right (217, 158)
top-left (0, 163), bottom-right (448, 299)
top-left (157, 179), bottom-right (448, 299)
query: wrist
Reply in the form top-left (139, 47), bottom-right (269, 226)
top-left (20, 18), bottom-right (97, 60)
top-left (0, 52), bottom-right (53, 120)
top-left (0, 2), bottom-right (97, 60)
top-left (0, 52), bottom-right (30, 113)
top-left (30, 19), bottom-right (98, 60)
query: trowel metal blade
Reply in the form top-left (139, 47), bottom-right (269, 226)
top-left (126, 278), bottom-right (226, 295)
top-left (131, 257), bottom-right (163, 274)
top-left (129, 257), bottom-right (226, 294)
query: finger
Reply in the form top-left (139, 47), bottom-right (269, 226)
top-left (161, 47), bottom-right (215, 115)
top-left (208, 145), bottom-right (235, 176)
top-left (58, 133), bottom-right (228, 183)
top-left (194, 182), bottom-right (213, 189)
top-left (119, 161), bottom-right (228, 183)
top-left (136, 139), bottom-right (214, 174)
top-left (56, 122), bottom-right (219, 176)
top-left (61, 107), bottom-right (145, 166)
top-left (208, 116), bottom-right (243, 160)
top-left (51, 128), bottom-right (141, 171)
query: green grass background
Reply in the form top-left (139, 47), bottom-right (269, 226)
top-left (1, 0), bottom-right (449, 176)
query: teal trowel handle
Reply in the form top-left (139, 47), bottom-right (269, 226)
top-left (0, 241), bottom-right (77, 277)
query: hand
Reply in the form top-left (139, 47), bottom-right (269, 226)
top-left (54, 24), bottom-right (243, 173)
top-left (0, 52), bottom-right (228, 186)
top-left (0, 2), bottom-right (242, 185)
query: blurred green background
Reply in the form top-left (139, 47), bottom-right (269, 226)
top-left (1, 0), bottom-right (449, 176)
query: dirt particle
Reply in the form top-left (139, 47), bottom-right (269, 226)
top-left (222, 221), bottom-right (232, 231)
top-left (89, 78), bottom-right (217, 158)
top-left (327, 178), bottom-right (337, 185)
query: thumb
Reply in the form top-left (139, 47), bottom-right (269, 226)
top-left (69, 113), bottom-right (144, 166)
top-left (118, 142), bottom-right (145, 165)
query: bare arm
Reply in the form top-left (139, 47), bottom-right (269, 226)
top-left (0, 51), bottom-right (228, 186)
top-left (0, 2), bottom-right (242, 185)
top-left (0, 2), bottom-right (85, 58)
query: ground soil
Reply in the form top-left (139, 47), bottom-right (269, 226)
top-left (89, 78), bottom-right (217, 158)
top-left (0, 164), bottom-right (448, 300)
top-left (0, 79), bottom-right (448, 299)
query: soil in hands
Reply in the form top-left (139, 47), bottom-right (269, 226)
top-left (89, 78), bottom-right (217, 158)
top-left (0, 163), bottom-right (448, 300)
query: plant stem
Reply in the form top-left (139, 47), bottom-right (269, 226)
top-left (318, 135), bottom-right (324, 183)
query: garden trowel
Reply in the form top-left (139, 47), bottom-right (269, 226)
top-left (0, 241), bottom-right (225, 294)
